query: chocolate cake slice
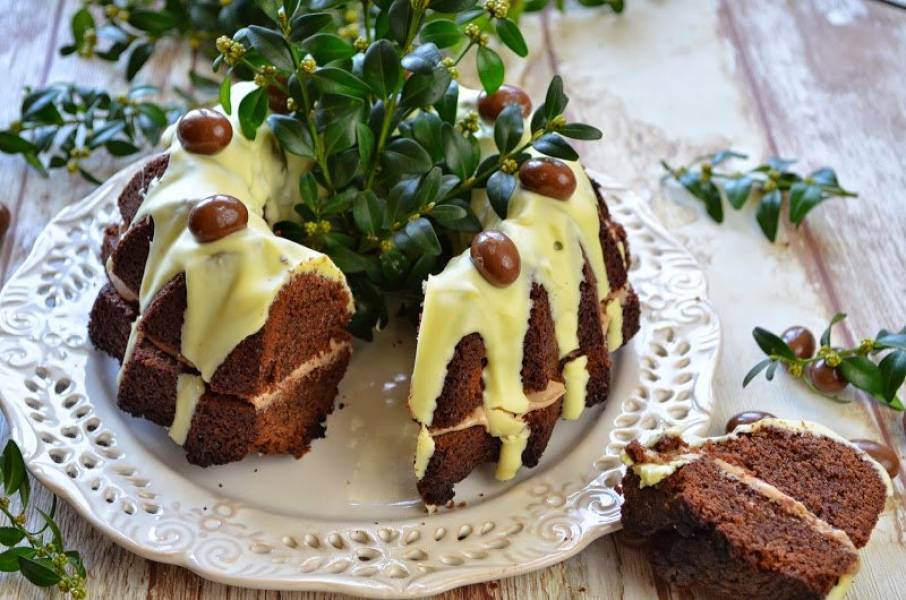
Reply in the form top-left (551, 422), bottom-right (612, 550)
top-left (621, 419), bottom-right (892, 599)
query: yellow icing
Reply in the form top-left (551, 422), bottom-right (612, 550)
top-left (827, 573), bottom-right (855, 600)
top-left (605, 297), bottom-right (624, 351)
top-left (170, 374), bottom-right (204, 445)
top-left (562, 356), bottom-right (589, 419)
top-left (414, 426), bottom-right (435, 479)
top-left (409, 87), bottom-right (626, 481)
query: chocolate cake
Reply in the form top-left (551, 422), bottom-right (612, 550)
top-left (89, 82), bottom-right (354, 466)
top-left (408, 87), bottom-right (640, 506)
top-left (620, 419), bottom-right (892, 599)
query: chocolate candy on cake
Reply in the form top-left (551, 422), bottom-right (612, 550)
top-left (477, 84), bottom-right (532, 121)
top-left (470, 231), bottom-right (520, 287)
top-left (519, 157), bottom-right (577, 201)
top-left (850, 439), bottom-right (899, 476)
top-left (808, 359), bottom-right (848, 394)
top-left (725, 410), bottom-right (775, 433)
top-left (188, 195), bottom-right (249, 243)
top-left (782, 325), bottom-right (816, 359)
top-left (177, 109), bottom-right (233, 155)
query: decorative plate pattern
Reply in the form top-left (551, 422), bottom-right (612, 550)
top-left (0, 164), bottom-right (719, 598)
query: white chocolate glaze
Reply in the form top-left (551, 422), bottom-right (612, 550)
top-left (409, 87), bottom-right (627, 481)
top-left (119, 82), bottom-right (351, 446)
top-left (170, 374), bottom-right (204, 446)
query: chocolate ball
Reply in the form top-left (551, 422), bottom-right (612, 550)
top-left (725, 411), bottom-right (775, 434)
top-left (177, 108), bottom-right (233, 155)
top-left (0, 202), bottom-right (9, 240)
top-left (188, 195), bottom-right (248, 243)
top-left (477, 84), bottom-right (532, 121)
top-left (850, 439), bottom-right (899, 477)
top-left (782, 326), bottom-right (816, 359)
top-left (519, 157), bottom-right (577, 201)
top-left (470, 231), bottom-right (520, 287)
top-left (807, 360), bottom-right (848, 394)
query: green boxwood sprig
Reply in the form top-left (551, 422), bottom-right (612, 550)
top-left (745, 313), bottom-right (906, 410)
top-left (0, 440), bottom-right (86, 598)
top-left (661, 150), bottom-right (857, 241)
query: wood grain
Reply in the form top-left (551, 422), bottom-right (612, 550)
top-left (0, 0), bottom-right (904, 598)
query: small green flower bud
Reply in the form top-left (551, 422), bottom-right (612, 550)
top-left (354, 37), bottom-right (369, 53)
top-left (301, 54), bottom-right (317, 74)
top-left (501, 158), bottom-right (518, 174)
top-left (380, 239), bottom-right (394, 254)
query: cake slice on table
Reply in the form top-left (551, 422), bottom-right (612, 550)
top-left (620, 418), bottom-right (892, 599)
top-left (89, 82), bottom-right (353, 466)
top-left (408, 85), bottom-right (641, 507)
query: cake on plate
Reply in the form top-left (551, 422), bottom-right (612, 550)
top-left (88, 81), bottom-right (640, 498)
top-left (621, 418), bottom-right (891, 599)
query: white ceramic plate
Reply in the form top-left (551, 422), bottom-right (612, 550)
top-left (0, 164), bottom-right (718, 598)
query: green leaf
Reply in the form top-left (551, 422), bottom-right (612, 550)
top-left (766, 157), bottom-right (796, 172)
top-left (88, 121), bottom-right (126, 149)
top-left (388, 0), bottom-right (412, 45)
top-left (840, 357), bottom-right (883, 397)
top-left (724, 175), bottom-right (752, 210)
top-left (70, 8), bottom-right (96, 47)
top-left (434, 80), bottom-right (459, 125)
top-left (443, 123), bottom-right (479, 180)
top-left (238, 87), bottom-right (269, 140)
top-left (298, 172), bottom-right (319, 210)
top-left (219, 75), bottom-right (233, 114)
top-left (788, 182), bottom-right (825, 226)
top-left (765, 361), bottom-right (779, 381)
top-left (420, 20), bottom-right (462, 48)
top-left (356, 122), bottom-right (375, 170)
top-left (410, 112), bottom-right (444, 162)
top-left (699, 181), bottom-right (723, 223)
top-left (302, 34), bottom-right (356, 64)
top-left (3, 441), bottom-right (26, 496)
top-left (879, 351), bottom-right (906, 408)
top-left (18, 557), bottom-right (61, 587)
top-left (380, 248), bottom-right (409, 283)
top-left (126, 42), bottom-right (155, 81)
top-left (743, 358), bottom-right (774, 387)
top-left (487, 170), bottom-right (517, 219)
top-left (353, 191), bottom-right (382, 235)
top-left (241, 25), bottom-right (294, 71)
top-left (820, 313), bottom-right (846, 348)
top-left (382, 138), bottom-right (433, 175)
top-left (362, 40), bottom-right (401, 98)
top-left (402, 217), bottom-right (441, 255)
top-left (290, 12), bottom-right (333, 41)
top-left (544, 75), bottom-right (568, 119)
top-left (268, 114), bottom-right (314, 158)
top-left (494, 104), bottom-right (524, 155)
top-left (532, 134), bottom-right (578, 161)
top-left (711, 150), bottom-right (748, 165)
top-left (128, 9), bottom-right (180, 35)
top-left (558, 123), bottom-right (602, 140)
top-left (401, 66), bottom-right (452, 108)
top-left (0, 548), bottom-right (33, 572)
top-left (401, 43), bottom-right (443, 75)
top-left (429, 203), bottom-right (467, 224)
top-left (0, 527), bottom-right (24, 547)
top-left (326, 242), bottom-right (371, 274)
top-left (876, 330), bottom-right (906, 352)
top-left (496, 19), bottom-right (528, 57)
top-left (752, 327), bottom-right (796, 360)
top-left (315, 67), bottom-right (372, 98)
top-left (429, 0), bottom-right (478, 12)
top-left (0, 132), bottom-right (37, 155)
top-left (105, 140), bottom-right (140, 156)
top-left (476, 46), bottom-right (504, 94)
top-left (756, 189), bottom-right (782, 242)
top-left (810, 167), bottom-right (839, 188)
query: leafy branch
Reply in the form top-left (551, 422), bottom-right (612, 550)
top-left (744, 313), bottom-right (906, 411)
top-left (0, 440), bottom-right (87, 598)
top-left (0, 84), bottom-right (177, 183)
top-left (662, 150), bottom-right (857, 241)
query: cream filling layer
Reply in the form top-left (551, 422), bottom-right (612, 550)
top-left (105, 256), bottom-right (139, 303)
top-left (409, 87), bottom-right (620, 481)
top-left (121, 82), bottom-right (351, 387)
top-left (168, 339), bottom-right (350, 447)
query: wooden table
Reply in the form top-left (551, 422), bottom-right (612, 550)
top-left (1, 0), bottom-right (904, 597)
